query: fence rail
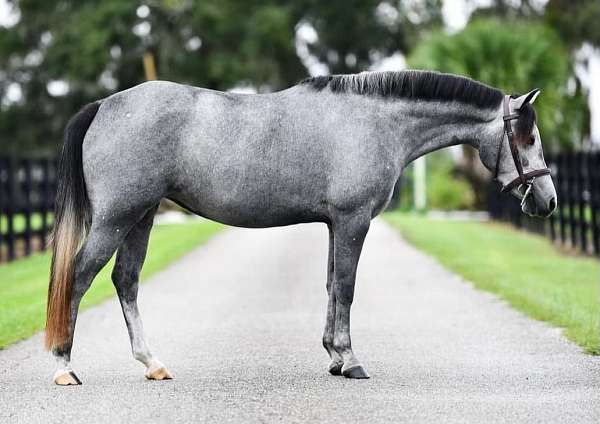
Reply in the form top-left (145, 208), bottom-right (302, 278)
top-left (488, 151), bottom-right (600, 256)
top-left (0, 157), bottom-right (57, 262)
top-left (2, 150), bottom-right (598, 260)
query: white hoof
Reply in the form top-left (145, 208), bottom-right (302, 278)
top-left (53, 369), bottom-right (82, 385)
top-left (145, 360), bottom-right (173, 381)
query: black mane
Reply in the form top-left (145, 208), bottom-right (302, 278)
top-left (300, 70), bottom-right (504, 110)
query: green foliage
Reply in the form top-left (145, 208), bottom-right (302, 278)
top-left (0, 220), bottom-right (223, 349)
top-left (1, 2), bottom-right (593, 154)
top-left (0, 0), bottom-right (444, 154)
top-left (399, 151), bottom-right (476, 211)
top-left (426, 152), bottom-right (475, 210)
top-left (298, 0), bottom-right (442, 74)
top-left (408, 18), bottom-right (588, 150)
top-left (546, 0), bottom-right (600, 49)
top-left (385, 212), bottom-right (599, 354)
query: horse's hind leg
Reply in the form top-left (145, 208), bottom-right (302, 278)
top-left (322, 224), bottom-right (344, 375)
top-left (52, 218), bottom-right (132, 385)
top-left (111, 206), bottom-right (172, 381)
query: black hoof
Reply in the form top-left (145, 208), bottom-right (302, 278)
top-left (342, 365), bottom-right (370, 379)
top-left (328, 361), bottom-right (343, 376)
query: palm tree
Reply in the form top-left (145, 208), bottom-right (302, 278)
top-left (408, 18), bottom-right (588, 206)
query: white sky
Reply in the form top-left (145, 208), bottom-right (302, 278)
top-left (0, 0), bottom-right (19, 27)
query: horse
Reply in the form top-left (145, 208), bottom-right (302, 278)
top-left (46, 70), bottom-right (557, 385)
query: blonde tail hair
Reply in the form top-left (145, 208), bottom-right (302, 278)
top-left (45, 101), bottom-right (100, 351)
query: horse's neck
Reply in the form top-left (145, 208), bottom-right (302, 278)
top-left (387, 100), bottom-right (504, 166)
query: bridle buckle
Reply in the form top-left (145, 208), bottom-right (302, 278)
top-left (519, 178), bottom-right (535, 208)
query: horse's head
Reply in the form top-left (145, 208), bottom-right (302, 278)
top-left (481, 89), bottom-right (557, 218)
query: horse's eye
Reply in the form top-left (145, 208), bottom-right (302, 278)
top-left (528, 135), bottom-right (535, 145)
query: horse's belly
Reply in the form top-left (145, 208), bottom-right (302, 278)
top-left (169, 188), bottom-right (328, 228)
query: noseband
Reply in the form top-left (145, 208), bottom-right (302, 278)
top-left (494, 95), bottom-right (550, 199)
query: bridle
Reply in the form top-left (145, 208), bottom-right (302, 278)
top-left (494, 95), bottom-right (550, 204)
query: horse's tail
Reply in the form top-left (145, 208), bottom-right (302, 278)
top-left (45, 101), bottom-right (101, 351)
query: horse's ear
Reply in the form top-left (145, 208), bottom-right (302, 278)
top-left (512, 88), bottom-right (541, 110)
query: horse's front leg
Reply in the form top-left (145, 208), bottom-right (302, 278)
top-left (322, 224), bottom-right (344, 375)
top-left (331, 213), bottom-right (370, 379)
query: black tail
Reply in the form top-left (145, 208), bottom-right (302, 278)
top-left (46, 101), bottom-right (101, 351)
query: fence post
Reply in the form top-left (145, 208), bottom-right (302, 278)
top-left (546, 153), bottom-right (556, 241)
top-left (590, 152), bottom-right (600, 255)
top-left (0, 157), bottom-right (5, 262)
top-left (22, 158), bottom-right (33, 256)
top-left (5, 158), bottom-right (15, 260)
top-left (574, 153), bottom-right (585, 252)
top-left (567, 153), bottom-right (577, 249)
top-left (40, 158), bottom-right (50, 246)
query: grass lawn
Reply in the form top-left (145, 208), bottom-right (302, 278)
top-left (0, 219), bottom-right (224, 349)
top-left (385, 212), bottom-right (599, 354)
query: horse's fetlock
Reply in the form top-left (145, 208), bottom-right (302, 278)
top-left (332, 336), bottom-right (350, 353)
top-left (133, 350), bottom-right (151, 364)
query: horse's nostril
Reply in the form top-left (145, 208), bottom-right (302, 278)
top-left (549, 197), bottom-right (557, 211)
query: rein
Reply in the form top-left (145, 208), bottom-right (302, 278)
top-left (494, 95), bottom-right (550, 199)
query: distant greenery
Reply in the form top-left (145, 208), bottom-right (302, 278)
top-left (400, 151), bottom-right (476, 210)
top-left (386, 213), bottom-right (599, 354)
top-left (0, 0), bottom-right (443, 154)
top-left (409, 18), bottom-right (588, 150)
top-left (2, 1), bottom-right (599, 156)
top-left (545, 0), bottom-right (600, 49)
top-left (2, 1), bottom-right (598, 155)
top-left (426, 152), bottom-right (474, 210)
top-left (0, 213), bottom-right (53, 235)
top-left (0, 220), bottom-right (223, 349)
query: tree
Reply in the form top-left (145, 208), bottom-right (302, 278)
top-left (296, 0), bottom-right (443, 74)
top-left (546, 0), bottom-right (600, 48)
top-left (408, 18), bottom-right (587, 206)
top-left (0, 0), bottom-right (306, 154)
top-left (409, 18), bottom-right (587, 150)
top-left (0, 0), bottom-right (444, 154)
top-left (468, 0), bottom-right (544, 20)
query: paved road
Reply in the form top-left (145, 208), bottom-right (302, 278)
top-left (1, 220), bottom-right (599, 423)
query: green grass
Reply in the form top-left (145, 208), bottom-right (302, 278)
top-left (0, 220), bottom-right (223, 349)
top-left (385, 212), bottom-right (599, 354)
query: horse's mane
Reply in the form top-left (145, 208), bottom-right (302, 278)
top-left (300, 70), bottom-right (504, 110)
top-left (301, 70), bottom-right (538, 139)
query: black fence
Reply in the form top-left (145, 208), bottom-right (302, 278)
top-left (488, 151), bottom-right (600, 256)
top-left (0, 157), bottom-right (57, 262)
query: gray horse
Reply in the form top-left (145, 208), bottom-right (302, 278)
top-left (46, 70), bottom-right (556, 385)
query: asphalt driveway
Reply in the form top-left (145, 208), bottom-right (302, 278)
top-left (1, 220), bottom-right (598, 423)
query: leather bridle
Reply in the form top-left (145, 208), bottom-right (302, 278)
top-left (494, 95), bottom-right (550, 202)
